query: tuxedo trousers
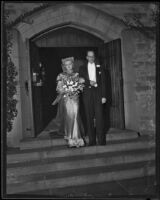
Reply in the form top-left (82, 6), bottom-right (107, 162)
top-left (82, 87), bottom-right (106, 145)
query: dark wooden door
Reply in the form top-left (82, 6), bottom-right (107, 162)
top-left (29, 41), bottom-right (44, 136)
top-left (103, 39), bottom-right (125, 129)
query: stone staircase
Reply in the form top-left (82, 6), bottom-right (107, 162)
top-left (7, 128), bottom-right (155, 196)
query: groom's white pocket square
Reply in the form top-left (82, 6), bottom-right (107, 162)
top-left (96, 65), bottom-right (100, 68)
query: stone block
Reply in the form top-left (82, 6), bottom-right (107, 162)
top-left (19, 23), bottom-right (34, 35)
top-left (33, 22), bottom-right (49, 35)
top-left (107, 29), bottom-right (120, 40)
top-left (141, 116), bottom-right (152, 120)
top-left (7, 179), bottom-right (47, 194)
top-left (23, 28), bottom-right (35, 39)
top-left (64, 4), bottom-right (82, 16)
top-left (95, 14), bottom-right (112, 30)
top-left (49, 6), bottom-right (64, 18)
top-left (133, 31), bottom-right (147, 43)
top-left (33, 13), bottom-right (49, 25)
top-left (16, 23), bottom-right (26, 32)
top-left (145, 61), bottom-right (156, 68)
top-left (136, 43), bottom-right (150, 52)
top-left (61, 12), bottom-right (76, 23)
top-left (109, 18), bottom-right (125, 35)
top-left (146, 76), bottom-right (155, 82)
top-left (132, 61), bottom-right (145, 68)
top-left (140, 119), bottom-right (155, 131)
top-left (132, 53), bottom-right (149, 62)
top-left (136, 70), bottom-right (151, 77)
top-left (135, 85), bottom-right (150, 92)
top-left (123, 82), bottom-right (136, 102)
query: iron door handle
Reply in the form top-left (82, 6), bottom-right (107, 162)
top-left (25, 80), bottom-right (29, 95)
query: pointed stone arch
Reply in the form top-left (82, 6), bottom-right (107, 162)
top-left (15, 4), bottom-right (126, 42)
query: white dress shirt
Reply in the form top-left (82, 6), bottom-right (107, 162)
top-left (87, 62), bottom-right (96, 83)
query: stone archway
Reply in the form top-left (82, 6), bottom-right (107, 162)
top-left (13, 3), bottom-right (132, 138)
top-left (15, 4), bottom-right (126, 41)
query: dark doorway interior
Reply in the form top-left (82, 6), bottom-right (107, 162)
top-left (30, 37), bottom-right (125, 137)
top-left (39, 47), bottom-right (98, 131)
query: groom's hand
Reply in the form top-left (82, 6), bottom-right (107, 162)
top-left (90, 80), bottom-right (95, 86)
top-left (90, 81), bottom-right (98, 87)
top-left (102, 98), bottom-right (106, 104)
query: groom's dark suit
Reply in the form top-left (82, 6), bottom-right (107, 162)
top-left (79, 60), bottom-right (107, 145)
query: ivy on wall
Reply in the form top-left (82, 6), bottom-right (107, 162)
top-left (4, 2), bottom-right (51, 132)
top-left (123, 4), bottom-right (159, 40)
top-left (7, 3), bottom-right (50, 28)
top-left (4, 9), bottom-right (18, 132)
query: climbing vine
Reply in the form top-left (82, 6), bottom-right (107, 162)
top-left (122, 4), bottom-right (159, 40)
top-left (4, 9), bottom-right (18, 132)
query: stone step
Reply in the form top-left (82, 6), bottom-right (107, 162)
top-left (7, 136), bottom-right (155, 164)
top-left (17, 175), bottom-right (156, 196)
top-left (7, 160), bottom-right (155, 194)
top-left (7, 145), bottom-right (154, 168)
top-left (20, 129), bottom-right (139, 150)
top-left (7, 148), bottom-right (155, 183)
top-left (20, 131), bottom-right (138, 150)
top-left (37, 128), bottom-right (139, 138)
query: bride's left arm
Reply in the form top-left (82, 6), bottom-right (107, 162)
top-left (56, 73), bottom-right (65, 94)
top-left (56, 80), bottom-right (65, 94)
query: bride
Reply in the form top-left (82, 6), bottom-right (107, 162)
top-left (53, 57), bottom-right (85, 148)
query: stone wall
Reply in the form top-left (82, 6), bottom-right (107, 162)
top-left (121, 29), bottom-right (155, 136)
top-left (133, 34), bottom-right (156, 135)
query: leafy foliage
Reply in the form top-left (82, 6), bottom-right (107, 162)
top-left (4, 9), bottom-right (18, 132)
top-left (123, 4), bottom-right (159, 40)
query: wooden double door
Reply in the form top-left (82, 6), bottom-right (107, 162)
top-left (29, 28), bottom-right (125, 137)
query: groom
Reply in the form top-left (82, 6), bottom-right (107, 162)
top-left (79, 50), bottom-right (107, 146)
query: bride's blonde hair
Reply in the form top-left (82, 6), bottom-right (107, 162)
top-left (61, 57), bottom-right (74, 72)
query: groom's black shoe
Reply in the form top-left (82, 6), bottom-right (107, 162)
top-left (98, 141), bottom-right (106, 146)
top-left (87, 142), bottom-right (96, 146)
top-left (99, 143), bottom-right (106, 146)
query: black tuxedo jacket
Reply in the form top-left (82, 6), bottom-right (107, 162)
top-left (79, 61), bottom-right (107, 98)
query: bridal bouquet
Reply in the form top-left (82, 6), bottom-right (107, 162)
top-left (56, 73), bottom-right (85, 98)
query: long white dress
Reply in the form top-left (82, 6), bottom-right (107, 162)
top-left (56, 72), bottom-right (85, 147)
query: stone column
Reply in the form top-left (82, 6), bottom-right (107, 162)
top-left (7, 29), bottom-right (23, 147)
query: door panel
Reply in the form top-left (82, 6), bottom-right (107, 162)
top-left (104, 39), bottom-right (125, 129)
top-left (29, 41), bottom-right (44, 136)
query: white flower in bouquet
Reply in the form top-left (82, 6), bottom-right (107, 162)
top-left (70, 88), bottom-right (74, 92)
top-left (68, 86), bottom-right (72, 90)
top-left (56, 73), bottom-right (85, 98)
